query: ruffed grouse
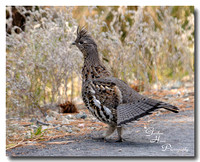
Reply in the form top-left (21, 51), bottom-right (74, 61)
top-left (72, 26), bottom-right (179, 142)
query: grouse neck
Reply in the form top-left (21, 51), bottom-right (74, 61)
top-left (82, 52), bottom-right (111, 81)
top-left (84, 52), bottom-right (101, 66)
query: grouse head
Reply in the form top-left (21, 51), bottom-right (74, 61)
top-left (72, 26), bottom-right (98, 58)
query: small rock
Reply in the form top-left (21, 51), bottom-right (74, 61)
top-left (67, 128), bottom-right (73, 133)
top-left (9, 117), bottom-right (21, 121)
top-left (161, 86), bottom-right (170, 90)
top-left (81, 114), bottom-right (87, 119)
top-left (46, 116), bottom-right (54, 122)
top-left (53, 124), bottom-right (58, 127)
top-left (166, 94), bottom-right (173, 97)
top-left (185, 105), bottom-right (192, 108)
top-left (65, 114), bottom-right (73, 119)
top-left (48, 110), bottom-right (59, 117)
top-left (75, 114), bottom-right (81, 119)
top-left (60, 126), bottom-right (73, 133)
top-left (78, 123), bottom-right (85, 128)
top-left (185, 82), bottom-right (194, 88)
top-left (183, 93), bottom-right (189, 98)
top-left (164, 94), bottom-right (173, 100)
top-left (30, 118), bottom-right (37, 122)
top-left (76, 112), bottom-right (87, 119)
top-left (91, 118), bottom-right (99, 122)
top-left (118, 149), bottom-right (122, 152)
top-left (56, 115), bottom-right (65, 121)
top-left (183, 98), bottom-right (190, 102)
top-left (174, 92), bottom-right (181, 97)
top-left (61, 118), bottom-right (70, 124)
top-left (24, 132), bottom-right (32, 139)
top-left (18, 126), bottom-right (25, 131)
top-left (37, 120), bottom-right (49, 126)
top-left (30, 125), bottom-right (38, 129)
top-left (72, 127), bottom-right (80, 132)
top-left (183, 92), bottom-right (194, 98)
top-left (188, 92), bottom-right (194, 96)
top-left (42, 125), bottom-right (49, 130)
top-left (25, 141), bottom-right (37, 144)
top-left (90, 127), bottom-right (96, 130)
top-left (171, 81), bottom-right (182, 89)
top-left (56, 127), bottom-right (61, 131)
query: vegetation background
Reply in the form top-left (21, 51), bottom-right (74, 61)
top-left (6, 6), bottom-right (194, 118)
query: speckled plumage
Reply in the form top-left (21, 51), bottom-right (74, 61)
top-left (72, 26), bottom-right (179, 142)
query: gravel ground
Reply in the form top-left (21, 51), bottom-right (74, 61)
top-left (6, 109), bottom-right (195, 157)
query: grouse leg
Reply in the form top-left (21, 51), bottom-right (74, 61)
top-left (103, 125), bottom-right (116, 139)
top-left (93, 125), bottom-right (116, 141)
top-left (116, 126), bottom-right (123, 142)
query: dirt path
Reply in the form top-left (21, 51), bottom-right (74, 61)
top-left (7, 109), bottom-right (194, 157)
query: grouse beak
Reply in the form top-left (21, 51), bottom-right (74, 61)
top-left (71, 42), bottom-right (76, 45)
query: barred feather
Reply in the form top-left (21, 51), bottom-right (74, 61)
top-left (117, 98), bottom-right (179, 126)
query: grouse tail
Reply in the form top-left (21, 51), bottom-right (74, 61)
top-left (117, 98), bottom-right (179, 126)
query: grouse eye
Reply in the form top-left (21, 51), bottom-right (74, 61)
top-left (79, 41), bottom-right (84, 44)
